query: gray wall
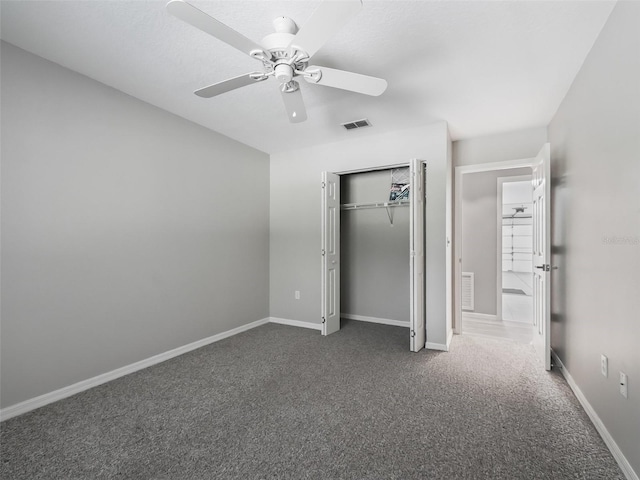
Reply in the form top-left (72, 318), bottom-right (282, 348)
top-left (269, 122), bottom-right (450, 346)
top-left (0, 42), bottom-right (270, 408)
top-left (341, 170), bottom-right (410, 322)
top-left (453, 127), bottom-right (548, 167)
top-left (547, 1), bottom-right (640, 473)
top-left (461, 168), bottom-right (531, 315)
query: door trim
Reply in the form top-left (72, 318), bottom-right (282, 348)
top-left (454, 158), bottom-right (535, 335)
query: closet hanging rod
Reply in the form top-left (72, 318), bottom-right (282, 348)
top-left (340, 200), bottom-right (409, 210)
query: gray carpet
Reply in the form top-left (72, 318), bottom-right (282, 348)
top-left (0, 320), bottom-right (624, 479)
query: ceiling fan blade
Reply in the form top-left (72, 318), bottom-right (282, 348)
top-left (167, 0), bottom-right (266, 58)
top-left (288, 0), bottom-right (362, 59)
top-left (195, 72), bottom-right (266, 98)
top-left (304, 66), bottom-right (387, 96)
top-left (280, 82), bottom-right (307, 123)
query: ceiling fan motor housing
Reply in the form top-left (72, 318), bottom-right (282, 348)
top-left (260, 26), bottom-right (309, 85)
top-left (260, 32), bottom-right (295, 54)
top-left (272, 16), bottom-right (298, 35)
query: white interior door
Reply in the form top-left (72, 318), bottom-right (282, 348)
top-left (532, 144), bottom-right (551, 370)
top-left (410, 159), bottom-right (426, 352)
top-left (321, 172), bottom-right (340, 336)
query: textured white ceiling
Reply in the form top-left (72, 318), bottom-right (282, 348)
top-left (1, 1), bottom-right (616, 153)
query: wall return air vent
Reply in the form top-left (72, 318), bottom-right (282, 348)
top-left (461, 272), bottom-right (475, 311)
top-left (342, 118), bottom-right (372, 130)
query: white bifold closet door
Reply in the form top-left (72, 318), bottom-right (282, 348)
top-left (321, 171), bottom-right (340, 336)
top-left (321, 165), bottom-right (425, 349)
top-left (409, 159), bottom-right (426, 352)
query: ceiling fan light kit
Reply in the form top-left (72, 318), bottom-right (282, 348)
top-left (166, 0), bottom-right (387, 123)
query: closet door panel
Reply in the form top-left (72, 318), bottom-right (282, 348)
top-left (409, 159), bottom-right (426, 352)
top-left (322, 171), bottom-right (340, 335)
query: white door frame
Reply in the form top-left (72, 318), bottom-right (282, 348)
top-left (454, 158), bottom-right (535, 335)
top-left (496, 174), bottom-right (533, 322)
top-left (321, 161), bottom-right (427, 349)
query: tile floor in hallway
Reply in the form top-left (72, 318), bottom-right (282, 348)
top-left (463, 271), bottom-right (534, 343)
top-left (462, 315), bottom-right (534, 344)
top-left (502, 271), bottom-right (533, 323)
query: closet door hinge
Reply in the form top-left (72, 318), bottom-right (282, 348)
top-left (410, 250), bottom-right (416, 257)
top-left (410, 330), bottom-right (416, 338)
top-left (321, 182), bottom-right (326, 188)
top-left (322, 317), bottom-right (326, 324)
top-left (321, 249), bottom-right (325, 256)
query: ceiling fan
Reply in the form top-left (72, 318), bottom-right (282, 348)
top-left (166, 0), bottom-right (388, 123)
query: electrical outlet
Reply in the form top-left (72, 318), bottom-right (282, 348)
top-left (295, 290), bottom-right (300, 300)
top-left (601, 354), bottom-right (608, 377)
top-left (620, 372), bottom-right (628, 398)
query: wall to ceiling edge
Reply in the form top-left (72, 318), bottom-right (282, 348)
top-left (269, 122), bottom-right (452, 347)
top-left (452, 127), bottom-right (548, 167)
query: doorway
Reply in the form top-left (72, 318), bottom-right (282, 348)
top-left (454, 145), bottom-right (551, 370)
top-left (499, 176), bottom-right (533, 326)
top-left (457, 167), bottom-right (532, 343)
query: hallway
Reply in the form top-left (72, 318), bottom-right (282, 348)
top-left (463, 272), bottom-right (534, 343)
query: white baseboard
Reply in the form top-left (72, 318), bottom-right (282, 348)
top-left (341, 313), bottom-right (409, 328)
top-left (462, 312), bottom-right (498, 322)
top-left (425, 341), bottom-right (448, 351)
top-left (446, 328), bottom-right (454, 350)
top-left (425, 328), bottom-right (454, 352)
top-left (269, 317), bottom-right (322, 330)
top-left (551, 350), bottom-right (638, 480)
top-left (0, 317), bottom-right (271, 422)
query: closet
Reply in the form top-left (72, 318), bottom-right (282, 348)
top-left (339, 168), bottom-right (411, 327)
top-left (321, 160), bottom-right (425, 351)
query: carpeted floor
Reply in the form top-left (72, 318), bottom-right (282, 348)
top-left (0, 320), bottom-right (624, 479)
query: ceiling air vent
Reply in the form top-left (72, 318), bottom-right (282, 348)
top-left (342, 118), bottom-right (372, 130)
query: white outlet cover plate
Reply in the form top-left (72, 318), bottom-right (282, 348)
top-left (620, 372), bottom-right (628, 398)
